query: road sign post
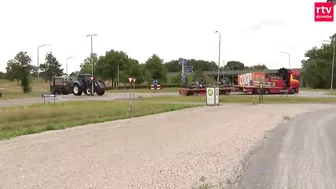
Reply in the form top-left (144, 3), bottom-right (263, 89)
top-left (42, 94), bottom-right (56, 104)
top-left (90, 76), bottom-right (94, 96)
top-left (128, 77), bottom-right (136, 118)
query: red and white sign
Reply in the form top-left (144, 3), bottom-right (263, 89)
top-left (315, 2), bottom-right (334, 22)
top-left (128, 77), bottom-right (136, 83)
top-left (90, 76), bottom-right (94, 80)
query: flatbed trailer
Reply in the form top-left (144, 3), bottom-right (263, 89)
top-left (179, 87), bottom-right (232, 96)
top-left (234, 85), bottom-right (299, 94)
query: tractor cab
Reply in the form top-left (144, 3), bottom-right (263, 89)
top-left (50, 75), bottom-right (72, 95)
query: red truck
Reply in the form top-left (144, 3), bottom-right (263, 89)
top-left (235, 68), bottom-right (300, 94)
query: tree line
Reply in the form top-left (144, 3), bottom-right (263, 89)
top-left (3, 47), bottom-right (303, 93)
top-left (301, 33), bottom-right (336, 89)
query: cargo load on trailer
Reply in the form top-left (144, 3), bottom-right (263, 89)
top-left (235, 68), bottom-right (300, 94)
top-left (178, 78), bottom-right (232, 96)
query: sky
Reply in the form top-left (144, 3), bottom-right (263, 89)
top-left (0, 0), bottom-right (335, 73)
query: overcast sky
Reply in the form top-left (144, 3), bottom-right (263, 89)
top-left (0, 0), bottom-right (334, 73)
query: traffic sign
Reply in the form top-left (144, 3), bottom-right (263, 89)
top-left (128, 77), bottom-right (133, 83)
top-left (133, 77), bottom-right (136, 82)
top-left (250, 80), bottom-right (253, 85)
top-left (184, 66), bottom-right (193, 73)
top-left (90, 77), bottom-right (94, 80)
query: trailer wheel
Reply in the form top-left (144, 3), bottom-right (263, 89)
top-left (264, 89), bottom-right (269, 95)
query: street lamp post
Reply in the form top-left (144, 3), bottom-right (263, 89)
top-left (66, 56), bottom-right (74, 76)
top-left (86, 34), bottom-right (97, 95)
top-left (322, 39), bottom-right (336, 90)
top-left (215, 31), bottom-right (221, 86)
top-left (37, 44), bottom-right (51, 80)
top-left (280, 51), bottom-right (291, 69)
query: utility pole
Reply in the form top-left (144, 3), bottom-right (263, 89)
top-left (280, 51), bottom-right (291, 69)
top-left (86, 34), bottom-right (97, 95)
top-left (37, 44), bottom-right (51, 80)
top-left (222, 60), bottom-right (225, 84)
top-left (118, 61), bottom-right (120, 87)
top-left (332, 41), bottom-right (335, 90)
top-left (215, 31), bottom-right (221, 87)
top-left (66, 56), bottom-right (74, 76)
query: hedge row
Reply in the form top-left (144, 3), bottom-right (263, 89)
top-left (107, 84), bottom-right (181, 90)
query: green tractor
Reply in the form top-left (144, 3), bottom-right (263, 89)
top-left (72, 74), bottom-right (106, 96)
top-left (50, 75), bottom-right (73, 95)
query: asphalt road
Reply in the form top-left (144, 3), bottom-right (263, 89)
top-left (0, 91), bottom-right (334, 108)
top-left (235, 107), bottom-right (336, 189)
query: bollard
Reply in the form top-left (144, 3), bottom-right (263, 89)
top-left (253, 95), bottom-right (255, 105)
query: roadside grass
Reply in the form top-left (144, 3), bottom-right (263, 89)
top-left (139, 95), bottom-right (336, 104)
top-left (0, 79), bottom-right (50, 100)
top-left (0, 91), bottom-right (49, 100)
top-left (0, 101), bottom-right (199, 140)
top-left (0, 79), bottom-right (49, 92)
top-left (108, 87), bottom-right (179, 93)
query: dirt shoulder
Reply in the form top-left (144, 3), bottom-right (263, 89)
top-left (0, 104), bottom-right (333, 189)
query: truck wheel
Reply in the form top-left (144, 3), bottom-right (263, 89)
top-left (57, 91), bottom-right (61, 95)
top-left (73, 84), bottom-right (82, 96)
top-left (291, 88), bottom-right (296, 94)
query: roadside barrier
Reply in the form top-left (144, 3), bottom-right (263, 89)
top-left (42, 94), bottom-right (56, 104)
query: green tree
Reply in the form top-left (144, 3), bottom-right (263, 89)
top-left (164, 60), bottom-right (181, 72)
top-left (301, 44), bottom-right (333, 89)
top-left (193, 69), bottom-right (204, 81)
top-left (144, 54), bottom-right (167, 83)
top-left (5, 59), bottom-right (21, 85)
top-left (39, 52), bottom-right (64, 81)
top-left (248, 64), bottom-right (268, 70)
top-left (80, 53), bottom-right (98, 74)
top-left (5, 51), bottom-right (34, 92)
top-left (95, 50), bottom-right (143, 86)
top-left (0, 71), bottom-right (5, 79)
top-left (224, 61), bottom-right (245, 70)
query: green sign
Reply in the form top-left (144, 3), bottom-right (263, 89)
top-left (207, 88), bottom-right (213, 96)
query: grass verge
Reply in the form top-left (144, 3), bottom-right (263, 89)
top-left (139, 95), bottom-right (336, 104)
top-left (108, 87), bottom-right (179, 93)
top-left (0, 91), bottom-right (49, 100)
top-left (0, 101), bottom-right (199, 140)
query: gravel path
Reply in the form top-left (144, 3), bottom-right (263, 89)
top-left (0, 104), bottom-right (334, 189)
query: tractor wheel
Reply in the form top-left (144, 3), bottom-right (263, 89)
top-left (84, 87), bottom-right (92, 96)
top-left (96, 89), bottom-right (105, 96)
top-left (73, 84), bottom-right (82, 96)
